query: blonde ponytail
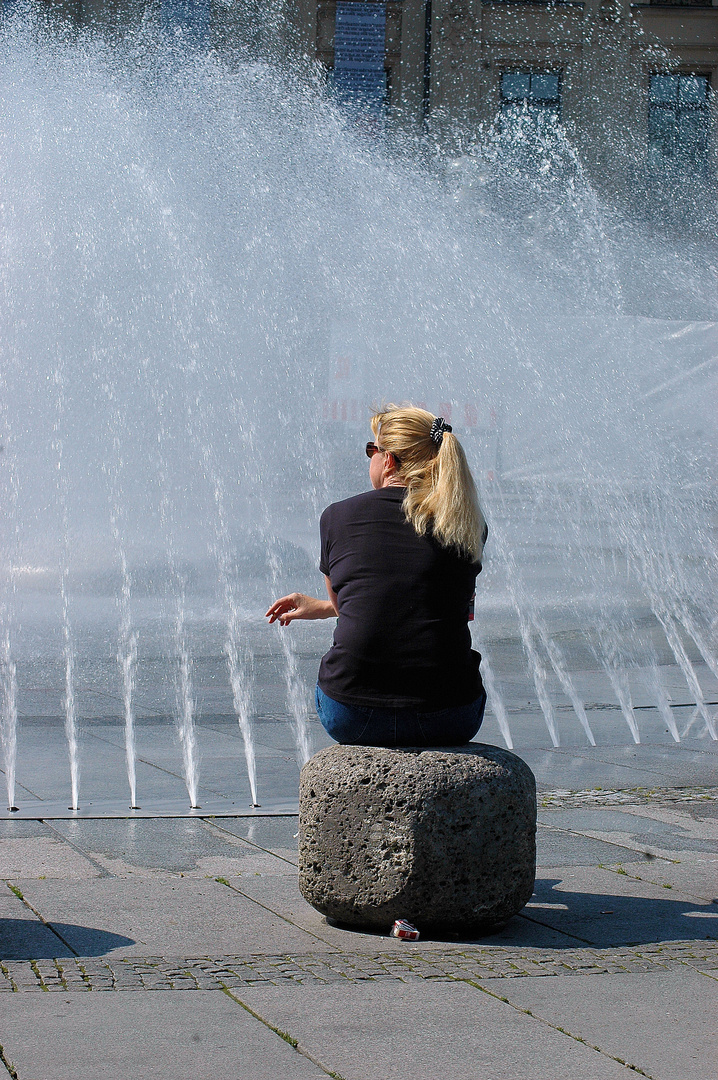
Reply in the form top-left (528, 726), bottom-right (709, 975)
top-left (371, 404), bottom-right (486, 562)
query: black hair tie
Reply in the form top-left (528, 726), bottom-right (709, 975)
top-left (429, 416), bottom-right (452, 446)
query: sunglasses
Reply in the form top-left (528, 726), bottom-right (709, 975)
top-left (365, 442), bottom-right (401, 466)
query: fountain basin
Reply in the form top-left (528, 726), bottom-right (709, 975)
top-left (0, 797), bottom-right (298, 820)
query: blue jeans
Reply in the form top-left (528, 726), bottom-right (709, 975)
top-left (315, 684), bottom-right (485, 748)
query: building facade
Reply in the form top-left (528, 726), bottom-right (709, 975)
top-left (15, 0), bottom-right (718, 198)
top-left (294, 1), bottom-right (717, 190)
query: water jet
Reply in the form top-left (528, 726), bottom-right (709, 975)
top-left (0, 14), bottom-right (715, 813)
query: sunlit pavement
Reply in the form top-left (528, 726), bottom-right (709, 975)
top-left (1, 647), bottom-right (717, 1079)
top-left (0, 723), bottom-right (717, 1080)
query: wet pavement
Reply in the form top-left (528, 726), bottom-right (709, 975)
top-left (1, 641), bottom-right (717, 1078)
top-left (1, 758), bottom-right (717, 1078)
top-left (3, 638), bottom-right (717, 816)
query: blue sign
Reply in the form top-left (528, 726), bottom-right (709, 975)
top-left (161, 0), bottom-right (211, 48)
top-left (333, 2), bottom-right (387, 113)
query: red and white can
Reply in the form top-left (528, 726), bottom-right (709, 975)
top-left (390, 919), bottom-right (420, 941)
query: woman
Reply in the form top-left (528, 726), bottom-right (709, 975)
top-left (265, 404), bottom-right (487, 747)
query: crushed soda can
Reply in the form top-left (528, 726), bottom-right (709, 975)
top-left (390, 919), bottom-right (420, 941)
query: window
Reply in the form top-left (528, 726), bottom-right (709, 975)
top-left (648, 74), bottom-right (711, 167)
top-left (500, 72), bottom-right (561, 124)
top-left (332, 1), bottom-right (387, 115)
top-left (160, 0), bottom-right (211, 45)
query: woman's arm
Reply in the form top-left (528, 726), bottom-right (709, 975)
top-left (266, 588), bottom-right (336, 626)
top-left (324, 575), bottom-right (339, 617)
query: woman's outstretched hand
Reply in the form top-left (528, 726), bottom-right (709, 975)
top-left (265, 593), bottom-right (335, 626)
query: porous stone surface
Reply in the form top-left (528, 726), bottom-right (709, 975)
top-left (299, 744), bottom-right (537, 931)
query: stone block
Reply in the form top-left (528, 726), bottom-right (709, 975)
top-left (299, 743), bottom-right (537, 931)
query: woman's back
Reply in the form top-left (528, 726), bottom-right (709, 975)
top-left (266, 403), bottom-right (487, 746)
top-left (318, 486), bottom-right (481, 711)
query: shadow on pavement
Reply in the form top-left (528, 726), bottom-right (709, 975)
top-left (517, 877), bottom-right (718, 948)
top-left (0, 919), bottom-right (135, 960)
top-left (328, 878), bottom-right (718, 949)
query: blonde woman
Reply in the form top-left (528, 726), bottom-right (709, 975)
top-left (266, 405), bottom-right (487, 747)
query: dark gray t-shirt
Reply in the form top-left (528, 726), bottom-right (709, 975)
top-left (318, 487), bottom-right (483, 710)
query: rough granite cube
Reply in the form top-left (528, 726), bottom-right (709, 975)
top-left (299, 743), bottom-right (536, 932)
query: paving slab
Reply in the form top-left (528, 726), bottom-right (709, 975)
top-left (202, 717), bottom-right (328, 755)
top-left (0, 989), bottom-right (328, 1080)
top-left (29, 818), bottom-right (298, 880)
top-left (0, 883), bottom-right (72, 960)
top-left (229, 872), bottom-right (584, 950)
top-left (483, 699), bottom-right (715, 752)
top-left (538, 806), bottom-right (718, 900)
top-left (686, 800), bottom-right (718, 818)
top-left (0, 832), bottom-right (101, 880)
top-left (535, 823), bottom-right (647, 867)
top-left (11, 714), bottom-right (315, 810)
top-left (47, 817), bottom-right (270, 874)
top-left (568, 744), bottom-right (718, 785)
top-left (602, 854), bottom-right (718, 906)
top-left (13, 876), bottom-right (333, 956)
top-left (14, 722), bottom-right (186, 805)
top-left (500, 967), bottom-right (718, 1080)
top-left (685, 738), bottom-right (718, 757)
top-left (616, 802), bottom-right (718, 841)
top-left (528, 867), bottom-right (718, 947)
top-left (9, 717), bottom-right (718, 812)
top-left (539, 804), bottom-right (717, 837)
top-left (538, 807), bottom-right (718, 860)
top-left (206, 815), bottom-right (300, 864)
top-left (520, 748), bottom-right (685, 792)
top-left (236, 977), bottom-right (632, 1079)
top-left (87, 720), bottom-right (301, 795)
top-left (572, 803), bottom-right (718, 901)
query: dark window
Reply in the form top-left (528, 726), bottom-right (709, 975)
top-left (160, 0), bottom-right (211, 45)
top-left (648, 74), bottom-right (711, 166)
top-left (500, 72), bottom-right (561, 129)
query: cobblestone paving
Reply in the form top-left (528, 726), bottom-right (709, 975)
top-left (539, 786), bottom-right (718, 807)
top-left (2, 941), bottom-right (717, 992)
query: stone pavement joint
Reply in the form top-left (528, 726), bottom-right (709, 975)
top-left (2, 941), bottom-right (717, 992)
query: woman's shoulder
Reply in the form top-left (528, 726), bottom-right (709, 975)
top-left (322, 488), bottom-right (403, 521)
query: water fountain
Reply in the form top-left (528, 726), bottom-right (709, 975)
top-left (0, 10), bottom-right (715, 815)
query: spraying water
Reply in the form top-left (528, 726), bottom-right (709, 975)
top-left (0, 404), bottom-right (19, 811)
top-left (214, 481), bottom-right (260, 804)
top-left (54, 365), bottom-right (81, 810)
top-left (0, 631), bottom-right (18, 811)
top-left (117, 549), bottom-right (139, 808)
top-left (225, 631), bottom-right (258, 807)
top-left (268, 544), bottom-right (313, 770)
top-left (173, 589), bottom-right (200, 808)
top-left (470, 631), bottom-right (513, 750)
top-left (0, 12), bottom-right (715, 808)
top-left (60, 572), bottom-right (80, 810)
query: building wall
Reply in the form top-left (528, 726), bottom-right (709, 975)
top-left (294, 0), bottom-right (718, 191)
top-left (17, 0), bottom-right (718, 193)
